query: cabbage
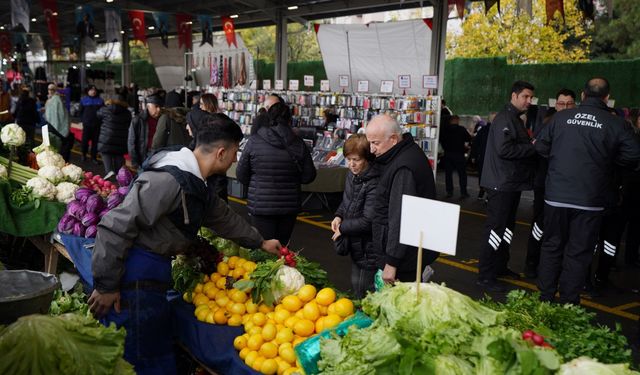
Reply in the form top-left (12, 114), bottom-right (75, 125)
top-left (74, 187), bottom-right (95, 202)
top-left (85, 225), bottom-right (98, 238)
top-left (72, 222), bottom-right (86, 237)
top-left (85, 194), bottom-right (105, 213)
top-left (557, 357), bottom-right (640, 375)
top-left (57, 214), bottom-right (77, 234)
top-left (98, 208), bottom-right (110, 218)
top-left (0, 313), bottom-right (135, 375)
top-left (81, 212), bottom-right (99, 227)
top-left (117, 186), bottom-right (129, 196)
top-left (116, 166), bottom-right (133, 187)
top-left (271, 266), bottom-right (305, 302)
top-left (107, 192), bottom-right (123, 209)
top-left (67, 201), bottom-right (85, 220)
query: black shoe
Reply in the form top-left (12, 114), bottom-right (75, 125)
top-left (497, 268), bottom-right (521, 279)
top-left (476, 279), bottom-right (507, 293)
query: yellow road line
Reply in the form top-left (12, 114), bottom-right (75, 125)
top-left (298, 215), bottom-right (323, 219)
top-left (318, 220), bottom-right (334, 224)
top-left (612, 302), bottom-right (640, 311)
top-left (228, 195), bottom-right (638, 321)
top-left (460, 209), bottom-right (531, 227)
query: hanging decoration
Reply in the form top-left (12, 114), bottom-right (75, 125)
top-left (423, 18), bottom-right (433, 30)
top-left (516, 0), bottom-right (532, 16)
top-left (238, 52), bottom-right (247, 86)
top-left (0, 31), bottom-right (12, 55)
top-left (75, 5), bottom-right (95, 40)
top-left (198, 15), bottom-right (213, 47)
top-left (545, 0), bottom-right (564, 23)
top-left (221, 16), bottom-right (237, 48)
top-left (104, 8), bottom-right (122, 43)
top-left (152, 12), bottom-right (169, 48)
top-left (176, 13), bottom-right (192, 50)
top-left (41, 0), bottom-right (61, 50)
top-left (10, 0), bottom-right (30, 33)
top-left (577, 0), bottom-right (595, 20)
top-left (484, 0), bottom-right (500, 13)
top-left (128, 10), bottom-right (147, 44)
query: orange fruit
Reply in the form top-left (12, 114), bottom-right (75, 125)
top-left (217, 262), bottom-right (229, 276)
top-left (334, 298), bottom-right (354, 318)
top-left (234, 335), bottom-right (247, 350)
top-left (261, 358), bottom-right (278, 375)
top-left (316, 288), bottom-right (336, 306)
top-left (214, 309), bottom-right (228, 324)
top-left (259, 341), bottom-right (278, 359)
top-left (323, 314), bottom-right (341, 330)
top-left (297, 284), bottom-right (317, 302)
top-left (281, 295), bottom-right (303, 312)
top-left (293, 319), bottom-right (315, 337)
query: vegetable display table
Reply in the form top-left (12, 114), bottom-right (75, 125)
top-left (0, 180), bottom-right (65, 237)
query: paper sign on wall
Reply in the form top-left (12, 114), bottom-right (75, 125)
top-left (289, 80), bottom-right (299, 91)
top-left (339, 75), bottom-right (350, 87)
top-left (422, 75), bottom-right (438, 89)
top-left (263, 80), bottom-right (271, 90)
top-left (320, 80), bottom-right (330, 92)
top-left (357, 80), bottom-right (369, 93)
top-left (304, 75), bottom-right (314, 87)
top-left (398, 75), bottom-right (411, 88)
top-left (400, 195), bottom-right (460, 256)
top-left (274, 80), bottom-right (284, 90)
top-left (380, 80), bottom-right (394, 93)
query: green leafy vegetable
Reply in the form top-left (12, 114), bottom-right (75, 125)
top-left (171, 254), bottom-right (205, 295)
top-left (49, 285), bottom-right (90, 317)
top-left (0, 313), bottom-right (135, 375)
top-left (10, 186), bottom-right (39, 207)
top-left (557, 357), bottom-right (640, 375)
top-left (234, 258), bottom-right (284, 306)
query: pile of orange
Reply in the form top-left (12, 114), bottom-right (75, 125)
top-left (234, 284), bottom-right (355, 374)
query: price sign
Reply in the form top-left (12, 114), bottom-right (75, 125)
top-left (320, 80), bottom-right (330, 92)
top-left (380, 80), bottom-right (394, 93)
top-left (339, 75), bottom-right (350, 87)
top-left (422, 75), bottom-right (438, 89)
top-left (262, 80), bottom-right (271, 90)
top-left (274, 80), bottom-right (284, 90)
top-left (249, 80), bottom-right (257, 89)
top-left (304, 75), bottom-right (314, 87)
top-left (398, 75), bottom-right (411, 89)
top-left (357, 80), bottom-right (369, 93)
top-left (289, 79), bottom-right (299, 91)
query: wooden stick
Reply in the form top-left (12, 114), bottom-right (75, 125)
top-left (416, 230), bottom-right (423, 302)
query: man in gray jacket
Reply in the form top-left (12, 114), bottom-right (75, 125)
top-left (89, 115), bottom-right (280, 373)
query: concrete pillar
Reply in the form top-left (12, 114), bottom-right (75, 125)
top-left (121, 33), bottom-right (131, 87)
top-left (429, 0), bottom-right (448, 95)
top-left (274, 10), bottom-right (288, 82)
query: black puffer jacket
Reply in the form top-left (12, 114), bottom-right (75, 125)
top-left (334, 164), bottom-right (380, 270)
top-left (97, 100), bottom-right (132, 155)
top-left (236, 123), bottom-right (316, 215)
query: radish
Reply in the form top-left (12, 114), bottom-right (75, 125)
top-left (532, 334), bottom-right (544, 346)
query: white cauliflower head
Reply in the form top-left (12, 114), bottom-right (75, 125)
top-left (61, 164), bottom-right (83, 184)
top-left (0, 123), bottom-right (26, 147)
top-left (0, 164), bottom-right (7, 179)
top-left (38, 165), bottom-right (64, 184)
top-left (55, 182), bottom-right (79, 203)
top-left (26, 177), bottom-right (57, 200)
top-left (272, 265), bottom-right (305, 302)
top-left (36, 150), bottom-right (65, 169)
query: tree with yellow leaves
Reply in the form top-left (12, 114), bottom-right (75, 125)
top-left (446, 0), bottom-right (592, 64)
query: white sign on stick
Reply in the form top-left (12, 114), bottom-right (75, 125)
top-left (42, 125), bottom-right (51, 147)
top-left (399, 195), bottom-right (460, 256)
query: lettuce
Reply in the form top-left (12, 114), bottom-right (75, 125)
top-left (0, 314), bottom-right (134, 375)
top-left (557, 357), bottom-right (640, 375)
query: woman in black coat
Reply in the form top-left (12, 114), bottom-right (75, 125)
top-left (236, 102), bottom-right (316, 245)
top-left (331, 134), bottom-right (379, 298)
top-left (97, 91), bottom-right (132, 175)
top-left (13, 88), bottom-right (39, 145)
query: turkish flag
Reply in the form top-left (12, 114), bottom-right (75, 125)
top-left (221, 16), bottom-right (237, 48)
top-left (0, 31), bottom-right (11, 55)
top-left (423, 18), bottom-right (433, 30)
top-left (40, 0), bottom-right (60, 50)
top-left (545, 0), bottom-right (564, 23)
top-left (176, 13), bottom-right (192, 50)
top-left (128, 10), bottom-right (146, 44)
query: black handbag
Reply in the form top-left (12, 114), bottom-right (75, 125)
top-left (334, 235), bottom-right (350, 256)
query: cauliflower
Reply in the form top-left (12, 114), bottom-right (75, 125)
top-left (61, 164), bottom-right (83, 184)
top-left (36, 150), bottom-right (65, 169)
top-left (38, 165), bottom-right (64, 184)
top-left (0, 123), bottom-right (26, 147)
top-left (26, 177), bottom-right (57, 200)
top-left (55, 182), bottom-right (79, 203)
top-left (0, 164), bottom-right (7, 179)
top-left (272, 265), bottom-right (305, 302)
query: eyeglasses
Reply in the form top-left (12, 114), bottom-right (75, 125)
top-left (556, 101), bottom-right (575, 107)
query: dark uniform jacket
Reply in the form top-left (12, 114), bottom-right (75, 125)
top-left (236, 123), bottom-right (316, 216)
top-left (535, 97), bottom-right (640, 208)
top-left (334, 164), bottom-right (380, 270)
top-left (79, 95), bottom-right (104, 128)
top-left (97, 100), bottom-right (132, 155)
top-left (481, 103), bottom-right (536, 192)
top-left (127, 110), bottom-right (168, 167)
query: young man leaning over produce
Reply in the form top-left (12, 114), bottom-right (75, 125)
top-left (88, 114), bottom-right (281, 374)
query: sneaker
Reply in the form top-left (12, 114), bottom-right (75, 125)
top-left (476, 279), bottom-right (507, 293)
top-left (497, 268), bottom-right (521, 279)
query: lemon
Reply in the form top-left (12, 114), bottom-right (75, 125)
top-left (205, 286), bottom-right (219, 299)
top-left (259, 341), bottom-right (278, 359)
top-left (217, 262), bottom-right (229, 276)
top-left (334, 298), bottom-right (354, 318)
top-left (228, 256), bottom-right (240, 269)
top-left (275, 327), bottom-right (294, 344)
top-left (232, 267), bottom-right (246, 279)
top-left (262, 323), bottom-right (277, 341)
top-left (230, 302), bottom-right (246, 315)
top-left (182, 291), bottom-right (193, 303)
top-left (248, 326), bottom-right (262, 336)
top-left (246, 300), bottom-right (259, 314)
top-left (274, 309), bottom-right (290, 324)
top-left (282, 368), bottom-right (301, 375)
top-left (239, 347), bottom-right (250, 360)
top-left (195, 306), bottom-right (209, 321)
top-left (297, 284), bottom-right (317, 302)
top-left (259, 304), bottom-right (274, 314)
top-left (327, 303), bottom-right (336, 315)
top-left (293, 319), bottom-right (315, 337)
top-left (244, 320), bottom-right (255, 332)
top-left (281, 295), bottom-right (303, 312)
top-left (234, 335), bottom-right (248, 350)
top-left (230, 289), bottom-right (248, 303)
top-left (323, 314), bottom-right (341, 330)
top-left (292, 336), bottom-right (305, 347)
top-left (247, 333), bottom-right (264, 351)
top-left (279, 345), bottom-right (296, 364)
top-left (215, 277), bottom-right (227, 290)
top-left (252, 356), bottom-right (265, 372)
top-left (284, 316), bottom-right (299, 329)
top-left (315, 317), bottom-right (325, 333)
top-left (193, 294), bottom-right (209, 306)
top-left (277, 360), bottom-right (292, 375)
top-left (294, 309), bottom-right (304, 319)
top-left (215, 294), bottom-right (230, 308)
top-left (202, 281), bottom-right (215, 294)
top-left (214, 309), bottom-right (228, 324)
top-left (242, 261), bottom-right (257, 273)
top-left (205, 311), bottom-right (215, 324)
top-left (315, 288), bottom-right (336, 306)
top-left (194, 283), bottom-right (203, 294)
top-left (210, 272), bottom-right (222, 282)
top-left (252, 312), bottom-right (267, 327)
top-left (245, 350), bottom-right (258, 367)
top-left (261, 358), bottom-right (278, 375)
top-left (302, 301), bottom-right (320, 321)
top-left (228, 314), bottom-right (243, 326)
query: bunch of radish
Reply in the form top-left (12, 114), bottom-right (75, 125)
top-left (81, 172), bottom-right (117, 198)
top-left (522, 330), bottom-right (554, 348)
top-left (279, 247), bottom-right (297, 267)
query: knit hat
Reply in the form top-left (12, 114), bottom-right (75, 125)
top-left (145, 93), bottom-right (164, 106)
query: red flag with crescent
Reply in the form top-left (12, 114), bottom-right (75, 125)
top-left (176, 13), bottom-right (192, 50)
top-left (40, 0), bottom-right (60, 50)
top-left (128, 10), bottom-right (146, 44)
top-left (221, 16), bottom-right (237, 48)
top-left (0, 31), bottom-right (11, 55)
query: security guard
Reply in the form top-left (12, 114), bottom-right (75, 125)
top-left (535, 77), bottom-right (640, 304)
top-left (477, 81), bottom-right (537, 292)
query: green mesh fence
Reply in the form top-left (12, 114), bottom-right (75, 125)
top-left (90, 60), bottom-right (161, 88)
top-left (443, 57), bottom-right (640, 116)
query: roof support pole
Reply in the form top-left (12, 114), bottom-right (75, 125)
top-left (121, 33), bottom-right (131, 88)
top-left (274, 9), bottom-right (288, 82)
top-left (429, 0), bottom-right (448, 95)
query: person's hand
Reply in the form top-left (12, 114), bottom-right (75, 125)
top-left (331, 228), bottom-right (341, 241)
top-left (331, 217), bottom-right (342, 232)
top-left (88, 289), bottom-right (121, 318)
top-left (261, 239), bottom-right (282, 255)
top-left (382, 264), bottom-right (397, 284)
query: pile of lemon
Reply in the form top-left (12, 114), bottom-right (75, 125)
top-left (189, 256), bottom-right (260, 325)
top-left (233, 284), bottom-right (355, 375)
